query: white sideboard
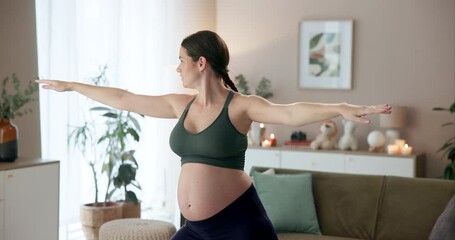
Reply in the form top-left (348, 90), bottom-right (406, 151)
top-left (0, 158), bottom-right (59, 240)
top-left (245, 147), bottom-right (425, 177)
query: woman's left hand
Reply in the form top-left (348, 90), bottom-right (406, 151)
top-left (340, 103), bottom-right (392, 124)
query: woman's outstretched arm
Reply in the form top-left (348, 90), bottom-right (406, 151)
top-left (242, 95), bottom-right (391, 126)
top-left (35, 79), bottom-right (192, 118)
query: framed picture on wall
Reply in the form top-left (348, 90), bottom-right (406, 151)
top-left (299, 20), bottom-right (354, 90)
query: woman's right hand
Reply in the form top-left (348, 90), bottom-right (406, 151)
top-left (35, 79), bottom-right (73, 92)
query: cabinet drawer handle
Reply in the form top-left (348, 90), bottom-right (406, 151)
top-left (7, 174), bottom-right (13, 178)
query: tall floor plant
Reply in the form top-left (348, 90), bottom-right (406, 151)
top-left (68, 66), bottom-right (143, 204)
top-left (433, 102), bottom-right (455, 179)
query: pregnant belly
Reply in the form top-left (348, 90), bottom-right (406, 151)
top-left (178, 163), bottom-right (252, 221)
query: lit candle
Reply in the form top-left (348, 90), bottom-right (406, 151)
top-left (401, 144), bottom-right (413, 155)
top-left (395, 139), bottom-right (406, 151)
top-left (259, 123), bottom-right (266, 146)
top-left (262, 139), bottom-right (272, 148)
top-left (269, 133), bottom-right (277, 147)
top-left (387, 144), bottom-right (400, 155)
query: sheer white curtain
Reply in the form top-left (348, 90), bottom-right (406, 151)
top-left (35, 0), bottom-right (215, 237)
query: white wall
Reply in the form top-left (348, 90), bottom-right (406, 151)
top-left (2, 0), bottom-right (454, 178)
top-left (217, 0), bottom-right (455, 177)
top-left (0, 0), bottom-right (41, 158)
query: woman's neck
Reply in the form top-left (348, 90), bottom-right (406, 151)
top-left (195, 74), bottom-right (229, 107)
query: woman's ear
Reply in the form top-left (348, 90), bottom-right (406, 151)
top-left (198, 56), bottom-right (207, 71)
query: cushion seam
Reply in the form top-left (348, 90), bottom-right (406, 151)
top-left (372, 176), bottom-right (387, 240)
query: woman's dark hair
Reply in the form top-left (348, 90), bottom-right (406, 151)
top-left (181, 30), bottom-right (238, 92)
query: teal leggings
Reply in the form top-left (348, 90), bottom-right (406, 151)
top-left (171, 185), bottom-right (278, 240)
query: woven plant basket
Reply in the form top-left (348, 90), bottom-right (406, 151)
top-left (80, 202), bottom-right (123, 240)
top-left (121, 201), bottom-right (141, 219)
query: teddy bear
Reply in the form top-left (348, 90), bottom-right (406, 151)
top-left (310, 120), bottom-right (338, 150)
top-left (338, 120), bottom-right (358, 151)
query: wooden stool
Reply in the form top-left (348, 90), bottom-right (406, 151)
top-left (99, 219), bottom-right (176, 240)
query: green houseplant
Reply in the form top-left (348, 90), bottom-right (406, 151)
top-left (69, 67), bottom-right (143, 239)
top-left (93, 105), bottom-right (143, 219)
top-left (234, 74), bottom-right (274, 99)
top-left (0, 74), bottom-right (38, 161)
top-left (71, 107), bottom-right (143, 203)
top-left (69, 66), bottom-right (143, 204)
top-left (0, 73), bottom-right (38, 119)
top-left (433, 102), bottom-right (455, 180)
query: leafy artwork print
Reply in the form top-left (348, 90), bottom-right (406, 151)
top-left (308, 32), bottom-right (341, 77)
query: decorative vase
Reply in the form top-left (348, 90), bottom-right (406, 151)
top-left (0, 118), bottom-right (18, 162)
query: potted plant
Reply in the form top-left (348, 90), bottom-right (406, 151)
top-left (94, 106), bottom-right (143, 218)
top-left (433, 102), bottom-right (455, 180)
top-left (0, 73), bottom-right (38, 162)
top-left (69, 66), bottom-right (143, 239)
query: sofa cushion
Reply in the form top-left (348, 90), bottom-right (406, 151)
top-left (310, 171), bottom-right (385, 239)
top-left (375, 177), bottom-right (455, 240)
top-left (251, 168), bottom-right (275, 184)
top-left (252, 170), bottom-right (321, 234)
top-left (429, 195), bottom-right (455, 240)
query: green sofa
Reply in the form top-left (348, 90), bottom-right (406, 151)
top-left (251, 166), bottom-right (455, 240)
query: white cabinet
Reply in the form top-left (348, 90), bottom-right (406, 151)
top-left (0, 159), bottom-right (59, 240)
top-left (245, 147), bottom-right (425, 177)
top-left (281, 151), bottom-right (345, 173)
top-left (344, 154), bottom-right (416, 177)
top-left (0, 199), bottom-right (3, 240)
top-left (245, 148), bottom-right (281, 174)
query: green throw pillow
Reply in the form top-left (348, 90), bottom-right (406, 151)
top-left (252, 171), bottom-right (321, 234)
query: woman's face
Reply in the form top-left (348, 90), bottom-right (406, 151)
top-left (176, 47), bottom-right (200, 88)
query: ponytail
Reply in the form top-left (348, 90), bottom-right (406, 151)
top-left (220, 70), bottom-right (238, 92)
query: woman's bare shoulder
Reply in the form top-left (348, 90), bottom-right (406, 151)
top-left (231, 92), bottom-right (268, 106)
top-left (165, 93), bottom-right (197, 116)
top-left (229, 92), bottom-right (266, 115)
top-left (166, 93), bottom-right (195, 102)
